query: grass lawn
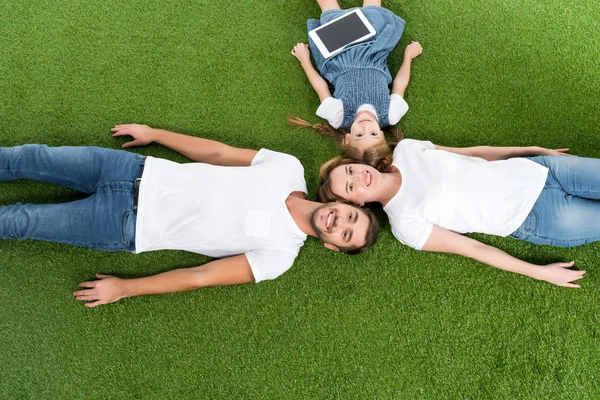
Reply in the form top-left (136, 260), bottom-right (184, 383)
top-left (1, 0), bottom-right (600, 398)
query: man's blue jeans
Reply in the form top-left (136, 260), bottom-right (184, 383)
top-left (511, 155), bottom-right (600, 247)
top-left (0, 145), bottom-right (144, 251)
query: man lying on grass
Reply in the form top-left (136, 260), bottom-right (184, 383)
top-left (0, 124), bottom-right (379, 307)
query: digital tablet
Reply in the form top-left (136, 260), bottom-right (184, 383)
top-left (309, 9), bottom-right (376, 59)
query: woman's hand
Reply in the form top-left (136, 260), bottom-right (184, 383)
top-left (111, 124), bottom-right (157, 148)
top-left (539, 261), bottom-right (585, 288)
top-left (291, 43), bottom-right (311, 64)
top-left (73, 274), bottom-right (129, 308)
top-left (404, 41), bottom-right (423, 60)
top-left (533, 147), bottom-right (573, 157)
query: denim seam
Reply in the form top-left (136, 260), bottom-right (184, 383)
top-left (0, 168), bottom-right (97, 193)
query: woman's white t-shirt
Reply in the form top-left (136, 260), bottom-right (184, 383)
top-left (134, 149), bottom-right (308, 282)
top-left (384, 140), bottom-right (548, 250)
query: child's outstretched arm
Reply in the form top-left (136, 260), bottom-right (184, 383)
top-left (291, 43), bottom-right (332, 102)
top-left (392, 41), bottom-right (423, 97)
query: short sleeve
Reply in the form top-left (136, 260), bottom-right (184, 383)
top-left (391, 217), bottom-right (433, 250)
top-left (251, 149), bottom-right (307, 194)
top-left (388, 94), bottom-right (409, 125)
top-left (316, 97), bottom-right (344, 128)
top-left (252, 148), bottom-right (299, 167)
top-left (245, 249), bottom-right (299, 283)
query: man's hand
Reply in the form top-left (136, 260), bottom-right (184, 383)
top-left (539, 261), bottom-right (585, 288)
top-left (291, 43), bottom-right (311, 64)
top-left (404, 41), bottom-right (423, 60)
top-left (73, 273), bottom-right (128, 308)
top-left (112, 124), bottom-right (157, 149)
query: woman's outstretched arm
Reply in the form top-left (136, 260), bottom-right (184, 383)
top-left (291, 43), bottom-right (332, 102)
top-left (422, 225), bottom-right (585, 287)
top-left (434, 145), bottom-right (571, 161)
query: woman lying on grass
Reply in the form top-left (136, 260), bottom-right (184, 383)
top-left (289, 0), bottom-right (421, 162)
top-left (317, 139), bottom-right (600, 287)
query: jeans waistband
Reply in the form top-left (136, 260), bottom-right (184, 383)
top-left (132, 164), bottom-right (145, 212)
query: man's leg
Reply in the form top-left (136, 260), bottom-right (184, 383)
top-left (0, 183), bottom-right (136, 251)
top-left (0, 145), bottom-right (144, 193)
top-left (0, 145), bottom-right (143, 250)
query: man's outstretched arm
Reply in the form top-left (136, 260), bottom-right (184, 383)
top-left (112, 124), bottom-right (257, 166)
top-left (73, 254), bottom-right (254, 308)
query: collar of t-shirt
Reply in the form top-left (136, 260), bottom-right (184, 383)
top-left (356, 104), bottom-right (378, 120)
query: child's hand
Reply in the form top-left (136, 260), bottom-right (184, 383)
top-left (404, 41), bottom-right (423, 60)
top-left (291, 43), bottom-right (311, 64)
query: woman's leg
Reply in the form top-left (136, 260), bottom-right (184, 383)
top-left (362, 0), bottom-right (381, 6)
top-left (529, 155), bottom-right (600, 200)
top-left (318, 0), bottom-right (340, 12)
top-left (0, 145), bottom-right (143, 193)
top-left (513, 157), bottom-right (600, 247)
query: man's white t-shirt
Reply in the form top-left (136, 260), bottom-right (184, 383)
top-left (384, 140), bottom-right (548, 250)
top-left (134, 149), bottom-right (308, 282)
top-left (316, 96), bottom-right (409, 128)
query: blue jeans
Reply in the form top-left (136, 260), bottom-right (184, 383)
top-left (0, 145), bottom-right (145, 251)
top-left (510, 155), bottom-right (600, 247)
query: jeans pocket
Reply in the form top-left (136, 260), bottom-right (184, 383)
top-left (511, 208), bottom-right (539, 241)
top-left (121, 211), bottom-right (136, 245)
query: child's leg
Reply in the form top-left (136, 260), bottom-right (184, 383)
top-left (362, 0), bottom-right (381, 6)
top-left (317, 0), bottom-right (340, 12)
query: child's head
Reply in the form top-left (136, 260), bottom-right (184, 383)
top-left (288, 114), bottom-right (403, 160)
top-left (346, 110), bottom-right (385, 153)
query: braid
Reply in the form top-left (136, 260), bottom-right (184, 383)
top-left (287, 115), bottom-right (347, 145)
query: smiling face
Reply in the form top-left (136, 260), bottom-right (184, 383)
top-left (328, 163), bottom-right (381, 206)
top-left (346, 111), bottom-right (385, 154)
top-left (310, 202), bottom-right (371, 251)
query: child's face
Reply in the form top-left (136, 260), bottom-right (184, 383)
top-left (347, 111), bottom-right (385, 153)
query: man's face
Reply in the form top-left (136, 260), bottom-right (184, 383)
top-left (310, 202), bottom-right (370, 251)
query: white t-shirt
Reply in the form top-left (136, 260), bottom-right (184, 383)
top-left (384, 140), bottom-right (548, 250)
top-left (135, 149), bottom-right (308, 282)
top-left (316, 95), bottom-right (409, 128)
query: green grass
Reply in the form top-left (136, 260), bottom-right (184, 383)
top-left (1, 0), bottom-right (600, 398)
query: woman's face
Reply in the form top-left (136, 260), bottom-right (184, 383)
top-left (328, 163), bottom-right (382, 206)
top-left (346, 111), bottom-right (384, 153)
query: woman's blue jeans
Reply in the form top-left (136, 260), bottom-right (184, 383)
top-left (0, 145), bottom-right (144, 251)
top-left (511, 155), bottom-right (600, 247)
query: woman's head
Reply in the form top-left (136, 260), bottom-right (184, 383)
top-left (318, 156), bottom-right (390, 206)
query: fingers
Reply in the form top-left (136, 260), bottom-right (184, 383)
top-left (96, 273), bottom-right (112, 278)
top-left (563, 283), bottom-right (581, 289)
top-left (121, 140), bottom-right (138, 149)
top-left (85, 301), bottom-right (105, 308)
top-left (291, 43), bottom-right (309, 56)
top-left (78, 281), bottom-right (96, 288)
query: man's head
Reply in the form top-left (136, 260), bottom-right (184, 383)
top-left (310, 202), bottom-right (380, 255)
